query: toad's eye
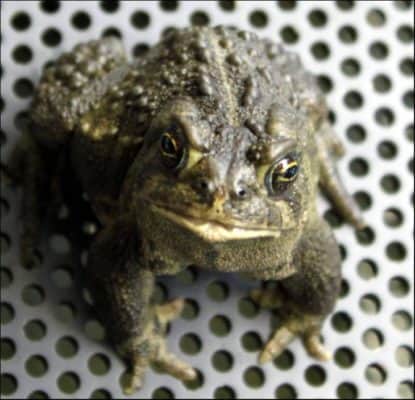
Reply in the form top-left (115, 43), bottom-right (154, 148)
top-left (160, 128), bottom-right (187, 170)
top-left (265, 154), bottom-right (299, 195)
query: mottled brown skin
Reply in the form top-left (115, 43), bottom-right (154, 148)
top-left (7, 27), bottom-right (365, 393)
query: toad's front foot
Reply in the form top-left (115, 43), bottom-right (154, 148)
top-left (122, 298), bottom-right (197, 395)
top-left (250, 288), bottom-right (332, 364)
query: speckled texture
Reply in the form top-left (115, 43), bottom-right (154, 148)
top-left (5, 25), bottom-right (366, 393)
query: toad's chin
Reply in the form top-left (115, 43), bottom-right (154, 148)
top-left (152, 205), bottom-right (280, 242)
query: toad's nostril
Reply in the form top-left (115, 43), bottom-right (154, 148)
top-left (237, 188), bottom-right (247, 198)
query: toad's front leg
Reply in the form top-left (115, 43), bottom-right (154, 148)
top-left (85, 217), bottom-right (196, 394)
top-left (251, 219), bottom-right (341, 363)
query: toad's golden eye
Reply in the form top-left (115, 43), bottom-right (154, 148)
top-left (160, 129), bottom-right (187, 170)
top-left (265, 154), bottom-right (299, 195)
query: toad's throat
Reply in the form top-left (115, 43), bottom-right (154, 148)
top-left (152, 205), bottom-right (280, 242)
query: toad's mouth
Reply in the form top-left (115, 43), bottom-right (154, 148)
top-left (152, 205), bottom-right (280, 242)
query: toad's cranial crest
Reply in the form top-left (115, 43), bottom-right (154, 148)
top-left (8, 26), bottom-right (365, 394)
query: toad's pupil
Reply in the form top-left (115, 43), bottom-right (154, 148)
top-left (162, 135), bottom-right (177, 155)
top-left (284, 165), bottom-right (298, 179)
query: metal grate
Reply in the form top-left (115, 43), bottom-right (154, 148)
top-left (1, 1), bottom-right (414, 398)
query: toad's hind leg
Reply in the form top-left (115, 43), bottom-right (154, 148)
top-left (251, 219), bottom-right (341, 363)
top-left (5, 133), bottom-right (56, 267)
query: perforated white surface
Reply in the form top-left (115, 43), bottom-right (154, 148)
top-left (1, 1), bottom-right (414, 399)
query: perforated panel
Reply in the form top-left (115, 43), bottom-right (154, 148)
top-left (1, 1), bottom-right (414, 399)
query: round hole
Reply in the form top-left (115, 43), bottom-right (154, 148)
top-left (341, 58), bottom-right (360, 76)
top-left (190, 11), bottom-right (210, 27)
top-left (210, 315), bottom-right (231, 337)
top-left (0, 374), bottom-right (17, 396)
top-left (243, 366), bottom-right (265, 388)
top-left (338, 25), bottom-right (358, 43)
top-left (57, 372), bottom-right (80, 394)
top-left (367, 9), bottom-right (386, 27)
top-left (152, 387), bottom-right (174, 399)
top-left (24, 319), bottom-right (47, 341)
top-left (386, 242), bottom-right (406, 261)
top-left (397, 25), bottom-right (414, 43)
top-left (317, 75), bottom-right (333, 93)
top-left (349, 157), bottom-right (369, 176)
top-left (398, 381), bottom-right (414, 399)
top-left (22, 284), bottom-right (45, 306)
top-left (311, 42), bottom-right (330, 60)
top-left (49, 234), bottom-right (71, 254)
top-left (218, 0), bottom-right (236, 11)
top-left (84, 319), bottom-right (106, 341)
top-left (375, 107), bottom-right (395, 126)
top-left (370, 41), bottom-right (388, 60)
top-left (181, 299), bottom-right (199, 320)
top-left (88, 353), bottom-right (111, 375)
top-left (373, 74), bottom-right (392, 93)
top-left (389, 276), bottom-right (410, 297)
top-left (212, 350), bottom-right (233, 372)
top-left (0, 338), bottom-right (16, 360)
top-left (378, 140), bottom-right (397, 159)
top-left (133, 43), bottom-right (150, 57)
top-left (100, 0), bottom-right (119, 12)
top-left (273, 349), bottom-right (295, 370)
top-left (13, 78), bottom-right (34, 98)
top-left (308, 9), bottom-right (327, 27)
top-left (179, 333), bottom-right (202, 355)
top-left (71, 11), bottom-right (91, 30)
top-left (11, 11), bottom-right (31, 30)
top-left (25, 355), bottom-right (48, 377)
top-left (380, 174), bottom-right (400, 193)
top-left (355, 226), bottom-right (375, 245)
top-left (131, 11), bottom-right (150, 29)
top-left (55, 301), bottom-right (76, 324)
top-left (207, 281), bottom-right (229, 302)
top-left (0, 267), bottom-right (13, 289)
top-left (400, 58), bottom-right (414, 76)
top-left (360, 294), bottom-right (381, 314)
top-left (152, 282), bottom-right (168, 304)
top-left (357, 259), bottom-right (378, 280)
top-left (175, 267), bottom-right (197, 284)
top-left (392, 310), bottom-right (413, 331)
top-left (241, 331), bottom-right (263, 352)
top-left (395, 346), bottom-right (414, 367)
top-left (56, 336), bottom-right (78, 358)
top-left (214, 386), bottom-right (235, 399)
top-left (159, 0), bottom-right (179, 11)
top-left (403, 90), bottom-right (414, 109)
top-left (28, 391), bottom-right (49, 399)
top-left (90, 388), bottom-right (111, 399)
top-left (278, 0), bottom-right (297, 10)
top-left (337, 382), bottom-right (358, 399)
top-left (344, 90), bottom-right (363, 109)
top-left (363, 328), bottom-right (384, 349)
top-left (336, 0), bottom-right (355, 10)
top-left (183, 368), bottom-right (203, 390)
top-left (305, 365), bottom-right (326, 386)
top-left (102, 26), bottom-right (122, 38)
top-left (41, 28), bottom-right (62, 47)
top-left (249, 10), bottom-right (268, 28)
top-left (276, 383), bottom-right (297, 399)
top-left (405, 124), bottom-right (414, 141)
top-left (365, 363), bottom-right (387, 385)
top-left (346, 124), bottom-right (366, 143)
top-left (12, 45), bottom-right (33, 64)
top-left (331, 311), bottom-right (352, 332)
top-left (40, 0), bottom-right (60, 13)
top-left (51, 266), bottom-right (73, 289)
top-left (280, 26), bottom-right (299, 44)
top-left (334, 347), bottom-right (355, 368)
top-left (238, 297), bottom-right (259, 318)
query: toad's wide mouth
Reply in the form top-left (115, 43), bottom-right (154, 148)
top-left (151, 205), bottom-right (280, 242)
